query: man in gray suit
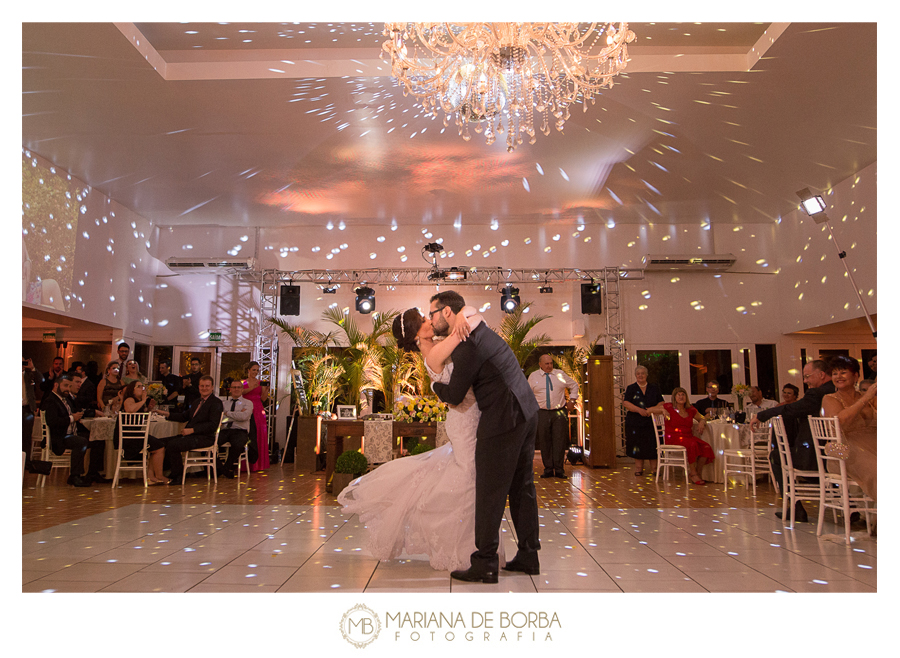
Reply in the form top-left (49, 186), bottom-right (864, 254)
top-left (430, 290), bottom-right (541, 583)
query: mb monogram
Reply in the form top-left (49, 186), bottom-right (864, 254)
top-left (340, 604), bottom-right (381, 648)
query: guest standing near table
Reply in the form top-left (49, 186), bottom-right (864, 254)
top-left (622, 365), bottom-right (665, 476)
top-left (121, 359), bottom-right (148, 386)
top-left (96, 361), bottom-right (125, 414)
top-left (157, 359), bottom-right (182, 406)
top-left (156, 375), bottom-right (223, 484)
top-left (114, 342), bottom-right (131, 376)
top-left (243, 361), bottom-right (270, 471)
top-left (181, 357), bottom-right (204, 407)
top-left (527, 354), bottom-right (578, 480)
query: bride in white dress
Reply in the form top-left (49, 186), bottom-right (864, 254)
top-left (337, 306), bottom-right (501, 572)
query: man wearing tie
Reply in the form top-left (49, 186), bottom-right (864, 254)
top-left (218, 380), bottom-right (254, 478)
top-left (39, 374), bottom-right (106, 486)
top-left (157, 375), bottom-right (224, 484)
top-left (527, 354), bottom-right (579, 480)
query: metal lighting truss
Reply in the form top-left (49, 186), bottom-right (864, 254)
top-left (250, 266), bottom-right (642, 449)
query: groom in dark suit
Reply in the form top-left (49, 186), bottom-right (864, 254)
top-left (430, 290), bottom-right (541, 583)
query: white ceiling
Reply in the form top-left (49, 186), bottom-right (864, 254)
top-left (22, 22), bottom-right (876, 230)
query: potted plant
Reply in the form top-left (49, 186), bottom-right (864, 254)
top-left (409, 443), bottom-right (434, 456)
top-left (332, 449), bottom-right (368, 497)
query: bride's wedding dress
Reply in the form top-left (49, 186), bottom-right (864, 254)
top-left (338, 361), bottom-right (499, 572)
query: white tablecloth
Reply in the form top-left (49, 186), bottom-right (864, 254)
top-left (80, 416), bottom-right (185, 476)
top-left (701, 422), bottom-right (751, 483)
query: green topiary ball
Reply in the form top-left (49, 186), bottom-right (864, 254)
top-left (409, 443), bottom-right (434, 456)
top-left (335, 449), bottom-right (368, 475)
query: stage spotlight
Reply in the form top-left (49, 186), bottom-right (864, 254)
top-left (539, 285), bottom-right (553, 294)
top-left (500, 286), bottom-right (520, 313)
top-left (355, 286), bottom-right (376, 314)
top-left (322, 285), bottom-right (337, 294)
top-left (796, 188), bottom-right (829, 224)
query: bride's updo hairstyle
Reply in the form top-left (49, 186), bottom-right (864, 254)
top-left (392, 308), bottom-right (424, 352)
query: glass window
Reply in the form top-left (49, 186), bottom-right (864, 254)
top-left (151, 346), bottom-right (173, 382)
top-left (635, 349), bottom-right (680, 398)
top-left (688, 349), bottom-right (733, 395)
top-left (219, 352), bottom-right (252, 396)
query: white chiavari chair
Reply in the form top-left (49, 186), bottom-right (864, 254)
top-left (808, 416), bottom-right (876, 545)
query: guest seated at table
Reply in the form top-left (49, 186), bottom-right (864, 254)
top-left (217, 380), bottom-right (254, 478)
top-left (648, 387), bottom-right (714, 485)
top-left (821, 355), bottom-right (877, 502)
top-left (121, 360), bottom-right (148, 386)
top-left (115, 381), bottom-right (168, 484)
top-left (745, 386), bottom-right (778, 416)
top-left (40, 374), bottom-right (107, 486)
top-left (779, 383), bottom-right (800, 405)
top-left (155, 375), bottom-right (224, 484)
top-left (693, 380), bottom-right (729, 418)
top-left (96, 361), bottom-right (125, 415)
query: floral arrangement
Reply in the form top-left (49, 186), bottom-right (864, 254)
top-left (731, 383), bottom-right (751, 410)
top-left (146, 382), bottom-right (167, 404)
top-left (395, 396), bottom-right (448, 423)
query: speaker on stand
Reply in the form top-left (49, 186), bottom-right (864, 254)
top-left (280, 286), bottom-right (301, 316)
top-left (581, 283), bottom-right (603, 315)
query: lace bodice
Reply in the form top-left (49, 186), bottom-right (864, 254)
top-left (426, 360), bottom-right (480, 466)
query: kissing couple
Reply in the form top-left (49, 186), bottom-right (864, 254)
top-left (338, 290), bottom-right (541, 582)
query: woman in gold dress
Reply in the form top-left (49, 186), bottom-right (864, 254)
top-left (821, 355), bottom-right (876, 502)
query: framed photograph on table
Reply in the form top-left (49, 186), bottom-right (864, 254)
top-left (336, 405), bottom-right (357, 420)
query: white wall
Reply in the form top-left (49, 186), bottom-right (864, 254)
top-left (22, 149), bottom-right (161, 349)
top-left (771, 162), bottom-right (877, 334)
top-left (24, 149), bottom-right (877, 404)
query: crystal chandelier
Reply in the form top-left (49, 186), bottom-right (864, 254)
top-left (382, 22), bottom-right (636, 152)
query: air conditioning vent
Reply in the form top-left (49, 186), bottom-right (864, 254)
top-left (165, 257), bottom-right (257, 274)
top-left (642, 254), bottom-right (736, 272)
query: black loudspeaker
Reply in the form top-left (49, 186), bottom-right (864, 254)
top-left (280, 286), bottom-right (301, 315)
top-left (580, 283), bottom-right (603, 315)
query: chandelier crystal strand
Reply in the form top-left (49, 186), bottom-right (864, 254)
top-left (382, 22), bottom-right (635, 152)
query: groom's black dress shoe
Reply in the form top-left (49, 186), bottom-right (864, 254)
top-left (451, 567), bottom-right (499, 584)
top-left (502, 560), bottom-right (540, 575)
top-left (539, 472), bottom-right (554, 478)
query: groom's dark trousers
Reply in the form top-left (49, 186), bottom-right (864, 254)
top-left (433, 323), bottom-right (541, 574)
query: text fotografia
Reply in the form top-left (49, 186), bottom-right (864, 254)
top-left (387, 611), bottom-right (561, 642)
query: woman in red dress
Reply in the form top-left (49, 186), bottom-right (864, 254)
top-left (651, 387), bottom-right (713, 485)
top-left (243, 361), bottom-right (270, 471)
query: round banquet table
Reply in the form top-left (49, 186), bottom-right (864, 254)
top-left (81, 415), bottom-right (185, 477)
top-left (700, 421), bottom-right (752, 484)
